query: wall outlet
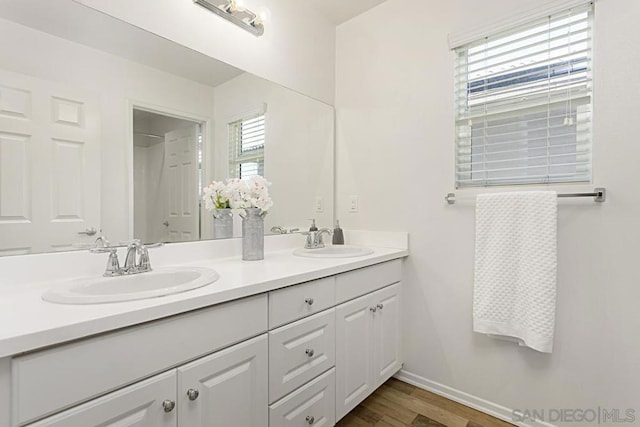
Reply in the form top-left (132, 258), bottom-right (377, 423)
top-left (314, 196), bottom-right (324, 213)
top-left (349, 195), bottom-right (359, 213)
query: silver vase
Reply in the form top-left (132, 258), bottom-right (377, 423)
top-left (240, 207), bottom-right (265, 260)
top-left (212, 208), bottom-right (233, 239)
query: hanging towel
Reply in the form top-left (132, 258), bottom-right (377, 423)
top-left (473, 191), bottom-right (557, 353)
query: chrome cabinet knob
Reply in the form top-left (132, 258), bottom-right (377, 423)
top-left (377, 303), bottom-right (384, 310)
top-left (187, 388), bottom-right (200, 401)
top-left (306, 415), bottom-right (315, 424)
top-left (305, 348), bottom-right (315, 357)
top-left (370, 306), bottom-right (377, 313)
top-left (162, 400), bottom-right (176, 412)
top-left (305, 298), bottom-right (314, 306)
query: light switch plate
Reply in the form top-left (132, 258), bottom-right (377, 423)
top-left (349, 195), bottom-right (358, 213)
top-left (315, 196), bottom-right (324, 213)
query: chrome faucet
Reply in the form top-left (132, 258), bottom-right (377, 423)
top-left (91, 239), bottom-right (163, 277)
top-left (301, 228), bottom-right (332, 249)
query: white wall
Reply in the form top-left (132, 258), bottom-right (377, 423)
top-left (336, 0), bottom-right (640, 424)
top-left (213, 73), bottom-right (334, 236)
top-left (0, 19), bottom-right (217, 243)
top-left (75, 0), bottom-right (336, 105)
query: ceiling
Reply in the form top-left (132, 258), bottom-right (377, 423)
top-left (309, 0), bottom-right (388, 25)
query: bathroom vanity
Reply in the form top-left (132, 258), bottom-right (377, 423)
top-left (0, 234), bottom-right (407, 427)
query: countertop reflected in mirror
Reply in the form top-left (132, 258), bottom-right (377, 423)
top-left (0, 0), bottom-right (334, 256)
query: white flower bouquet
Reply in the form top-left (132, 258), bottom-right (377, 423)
top-left (203, 180), bottom-right (233, 211)
top-left (203, 176), bottom-right (273, 213)
top-left (228, 176), bottom-right (273, 213)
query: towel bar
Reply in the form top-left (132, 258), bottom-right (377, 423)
top-left (445, 187), bottom-right (606, 204)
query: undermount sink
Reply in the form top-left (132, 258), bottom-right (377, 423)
top-left (293, 245), bottom-right (374, 258)
top-left (42, 267), bottom-right (219, 305)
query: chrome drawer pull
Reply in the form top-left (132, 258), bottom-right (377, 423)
top-left (306, 415), bottom-right (315, 424)
top-left (305, 348), bottom-right (315, 357)
top-left (377, 303), bottom-right (384, 310)
top-left (305, 298), bottom-right (314, 306)
top-left (370, 306), bottom-right (377, 313)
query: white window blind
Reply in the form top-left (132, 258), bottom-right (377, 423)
top-left (454, 4), bottom-right (593, 188)
top-left (228, 113), bottom-right (265, 179)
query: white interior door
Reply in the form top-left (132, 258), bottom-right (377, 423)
top-left (0, 69), bottom-right (100, 255)
top-left (163, 124), bottom-right (199, 242)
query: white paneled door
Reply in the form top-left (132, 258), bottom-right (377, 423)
top-left (163, 124), bottom-right (199, 242)
top-left (0, 69), bottom-right (100, 255)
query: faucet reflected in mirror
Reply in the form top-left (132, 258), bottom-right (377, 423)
top-left (270, 226), bottom-right (300, 234)
top-left (0, 0), bottom-right (334, 256)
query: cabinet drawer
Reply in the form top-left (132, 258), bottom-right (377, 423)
top-left (335, 259), bottom-right (401, 304)
top-left (12, 294), bottom-right (267, 425)
top-left (26, 370), bottom-right (176, 427)
top-left (269, 368), bottom-right (335, 427)
top-left (269, 309), bottom-right (335, 403)
top-left (268, 277), bottom-right (335, 329)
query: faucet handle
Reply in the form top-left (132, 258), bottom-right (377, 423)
top-left (301, 231), bottom-right (316, 248)
top-left (90, 247), bottom-right (120, 277)
top-left (136, 242), bottom-right (163, 272)
top-left (90, 246), bottom-right (117, 254)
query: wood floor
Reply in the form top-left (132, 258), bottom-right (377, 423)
top-left (336, 378), bottom-right (515, 427)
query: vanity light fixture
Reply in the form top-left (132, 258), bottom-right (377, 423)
top-left (193, 0), bottom-right (265, 36)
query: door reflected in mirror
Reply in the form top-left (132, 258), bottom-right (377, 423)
top-left (133, 109), bottom-right (204, 244)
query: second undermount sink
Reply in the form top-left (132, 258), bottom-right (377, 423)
top-left (293, 245), bottom-right (374, 258)
top-left (42, 267), bottom-right (219, 305)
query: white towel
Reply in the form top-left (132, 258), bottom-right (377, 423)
top-left (473, 191), bottom-right (557, 353)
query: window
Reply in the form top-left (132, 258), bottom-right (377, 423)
top-left (228, 113), bottom-right (265, 179)
top-left (454, 4), bottom-right (593, 187)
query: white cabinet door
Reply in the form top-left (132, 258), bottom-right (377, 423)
top-left (27, 371), bottom-right (177, 427)
top-left (335, 292), bottom-right (376, 421)
top-left (177, 334), bottom-right (268, 427)
top-left (372, 283), bottom-right (402, 387)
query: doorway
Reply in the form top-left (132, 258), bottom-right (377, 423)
top-left (132, 108), bottom-right (204, 244)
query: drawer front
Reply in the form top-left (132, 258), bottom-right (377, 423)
top-left (335, 259), bottom-right (402, 304)
top-left (268, 277), bottom-right (335, 329)
top-left (12, 294), bottom-right (267, 425)
top-left (26, 370), bottom-right (177, 427)
top-left (269, 309), bottom-right (335, 403)
top-left (269, 368), bottom-right (335, 427)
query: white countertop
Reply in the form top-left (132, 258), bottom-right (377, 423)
top-left (0, 242), bottom-right (407, 358)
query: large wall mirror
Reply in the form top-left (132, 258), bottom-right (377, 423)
top-left (0, 0), bottom-right (334, 256)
